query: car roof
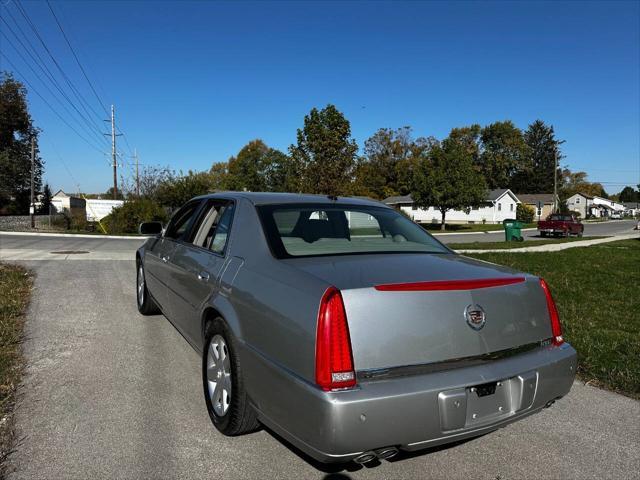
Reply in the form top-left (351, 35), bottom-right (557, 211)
top-left (193, 191), bottom-right (387, 207)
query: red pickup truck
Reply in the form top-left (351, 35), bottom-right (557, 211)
top-left (537, 214), bottom-right (584, 237)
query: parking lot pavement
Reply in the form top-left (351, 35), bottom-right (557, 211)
top-left (435, 219), bottom-right (637, 244)
top-left (4, 236), bottom-right (640, 479)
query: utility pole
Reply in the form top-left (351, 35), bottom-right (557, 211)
top-left (30, 137), bottom-right (35, 228)
top-left (133, 148), bottom-right (139, 197)
top-left (104, 105), bottom-right (122, 200)
top-left (553, 149), bottom-right (558, 213)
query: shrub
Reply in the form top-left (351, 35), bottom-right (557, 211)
top-left (102, 198), bottom-right (168, 234)
top-left (516, 203), bottom-right (535, 223)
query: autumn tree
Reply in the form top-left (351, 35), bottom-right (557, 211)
top-left (225, 140), bottom-right (292, 192)
top-left (411, 133), bottom-right (487, 230)
top-left (289, 104), bottom-right (357, 196)
top-left (356, 127), bottom-right (433, 199)
top-left (0, 73), bottom-right (44, 214)
top-left (559, 169), bottom-right (608, 199)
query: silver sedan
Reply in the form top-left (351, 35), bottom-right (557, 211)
top-left (136, 192), bottom-right (576, 465)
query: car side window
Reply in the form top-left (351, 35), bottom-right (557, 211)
top-left (209, 203), bottom-right (235, 255)
top-left (164, 201), bottom-right (201, 241)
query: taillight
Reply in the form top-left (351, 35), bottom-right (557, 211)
top-left (539, 278), bottom-right (564, 346)
top-left (315, 287), bottom-right (356, 391)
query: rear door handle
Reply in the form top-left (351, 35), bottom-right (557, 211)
top-left (197, 271), bottom-right (210, 282)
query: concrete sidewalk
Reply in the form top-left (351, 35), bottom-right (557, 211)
top-left (456, 233), bottom-right (638, 254)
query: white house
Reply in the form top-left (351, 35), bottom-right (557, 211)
top-left (51, 189), bottom-right (86, 216)
top-left (566, 193), bottom-right (625, 218)
top-left (383, 189), bottom-right (520, 224)
top-left (623, 202), bottom-right (639, 217)
top-left (85, 198), bottom-right (124, 221)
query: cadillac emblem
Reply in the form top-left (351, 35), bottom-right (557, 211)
top-left (465, 304), bottom-right (486, 330)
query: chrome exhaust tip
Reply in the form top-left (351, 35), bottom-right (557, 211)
top-left (353, 451), bottom-right (377, 464)
top-left (375, 447), bottom-right (399, 460)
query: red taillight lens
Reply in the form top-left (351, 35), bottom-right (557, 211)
top-left (539, 278), bottom-right (564, 346)
top-left (315, 287), bottom-right (356, 391)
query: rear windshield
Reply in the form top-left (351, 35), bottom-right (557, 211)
top-left (548, 214), bottom-right (573, 221)
top-left (257, 203), bottom-right (451, 258)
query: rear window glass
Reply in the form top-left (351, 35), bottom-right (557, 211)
top-left (257, 204), bottom-right (450, 258)
top-left (548, 214), bottom-right (573, 221)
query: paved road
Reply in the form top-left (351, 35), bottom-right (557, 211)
top-left (2, 233), bottom-right (639, 479)
top-left (435, 219), bottom-right (637, 244)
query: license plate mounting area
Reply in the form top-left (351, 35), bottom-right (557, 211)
top-left (437, 371), bottom-right (538, 432)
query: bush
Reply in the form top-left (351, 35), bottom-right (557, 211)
top-left (516, 203), bottom-right (535, 223)
top-left (102, 198), bottom-right (168, 234)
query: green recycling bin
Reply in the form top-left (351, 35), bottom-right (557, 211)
top-left (503, 218), bottom-right (524, 242)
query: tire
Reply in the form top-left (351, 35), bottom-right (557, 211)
top-left (540, 231), bottom-right (547, 237)
top-left (202, 318), bottom-right (259, 436)
top-left (136, 260), bottom-right (160, 315)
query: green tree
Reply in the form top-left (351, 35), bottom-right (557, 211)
top-left (0, 73), bottom-right (44, 214)
top-left (209, 162), bottom-right (229, 191)
top-left (618, 186), bottom-right (639, 202)
top-left (155, 170), bottom-right (214, 210)
top-left (225, 140), bottom-right (291, 192)
top-left (516, 203), bottom-right (535, 223)
top-left (357, 127), bottom-right (433, 199)
top-left (104, 186), bottom-right (125, 200)
top-left (37, 183), bottom-right (53, 214)
top-left (289, 104), bottom-right (358, 196)
top-left (102, 198), bottom-right (169, 234)
top-left (520, 120), bottom-right (564, 193)
top-left (411, 134), bottom-right (487, 230)
top-left (478, 121), bottom-right (529, 190)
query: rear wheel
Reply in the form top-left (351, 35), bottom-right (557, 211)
top-left (202, 318), bottom-right (259, 436)
top-left (136, 261), bottom-right (160, 315)
top-left (540, 231), bottom-right (547, 237)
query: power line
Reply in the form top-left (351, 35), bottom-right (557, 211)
top-left (45, 0), bottom-right (109, 117)
top-left (1, 52), bottom-right (108, 155)
top-left (13, 1), bottom-right (108, 139)
top-left (0, 12), bottom-right (110, 146)
top-left (1, 30), bottom-right (111, 149)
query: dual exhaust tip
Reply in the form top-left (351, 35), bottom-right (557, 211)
top-left (353, 447), bottom-right (399, 464)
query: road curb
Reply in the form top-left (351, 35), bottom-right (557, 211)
top-left (0, 231), bottom-right (149, 240)
top-left (456, 233), bottom-right (638, 254)
top-left (432, 227), bottom-right (537, 236)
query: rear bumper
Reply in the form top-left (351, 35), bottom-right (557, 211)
top-left (245, 343), bottom-right (577, 464)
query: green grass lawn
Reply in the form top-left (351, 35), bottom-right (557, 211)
top-left (419, 222), bottom-right (537, 233)
top-left (467, 239), bottom-right (640, 399)
top-left (0, 263), bottom-right (32, 473)
top-left (449, 236), bottom-right (607, 250)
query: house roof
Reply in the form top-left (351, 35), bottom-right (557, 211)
top-left (487, 189), bottom-right (510, 201)
top-left (576, 192), bottom-right (594, 199)
top-left (623, 202), bottom-right (640, 208)
top-left (515, 193), bottom-right (555, 205)
top-left (382, 195), bottom-right (414, 205)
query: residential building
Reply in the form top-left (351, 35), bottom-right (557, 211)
top-left (51, 190), bottom-right (86, 217)
top-left (515, 193), bottom-right (557, 220)
top-left (622, 202), bottom-right (639, 217)
top-left (566, 193), bottom-right (625, 218)
top-left (383, 189), bottom-right (520, 224)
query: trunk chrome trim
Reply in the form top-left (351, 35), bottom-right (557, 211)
top-left (374, 277), bottom-right (526, 292)
top-left (357, 341), bottom-right (547, 381)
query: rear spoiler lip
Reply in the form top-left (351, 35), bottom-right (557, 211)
top-left (374, 277), bottom-right (526, 292)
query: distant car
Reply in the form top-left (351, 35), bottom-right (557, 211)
top-left (135, 192), bottom-right (577, 465)
top-left (537, 213), bottom-right (583, 237)
top-left (610, 212), bottom-right (622, 220)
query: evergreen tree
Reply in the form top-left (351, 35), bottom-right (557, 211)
top-left (0, 73), bottom-right (44, 214)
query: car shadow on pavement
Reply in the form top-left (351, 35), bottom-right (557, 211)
top-left (262, 424), bottom-right (479, 475)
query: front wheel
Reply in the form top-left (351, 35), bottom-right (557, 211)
top-left (136, 261), bottom-right (160, 315)
top-left (202, 318), bottom-right (259, 436)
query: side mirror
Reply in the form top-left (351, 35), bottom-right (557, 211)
top-left (139, 221), bottom-right (163, 235)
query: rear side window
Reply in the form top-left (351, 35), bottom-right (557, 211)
top-left (191, 201), bottom-right (235, 255)
top-left (165, 201), bottom-right (201, 240)
top-left (257, 203), bottom-right (450, 258)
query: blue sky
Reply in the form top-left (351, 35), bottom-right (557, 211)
top-left (1, 0), bottom-right (639, 194)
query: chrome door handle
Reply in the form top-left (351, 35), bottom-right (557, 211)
top-left (197, 271), bottom-right (210, 282)
top-left (161, 255), bottom-right (170, 263)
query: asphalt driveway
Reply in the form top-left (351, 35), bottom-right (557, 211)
top-left (2, 234), bottom-right (640, 479)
